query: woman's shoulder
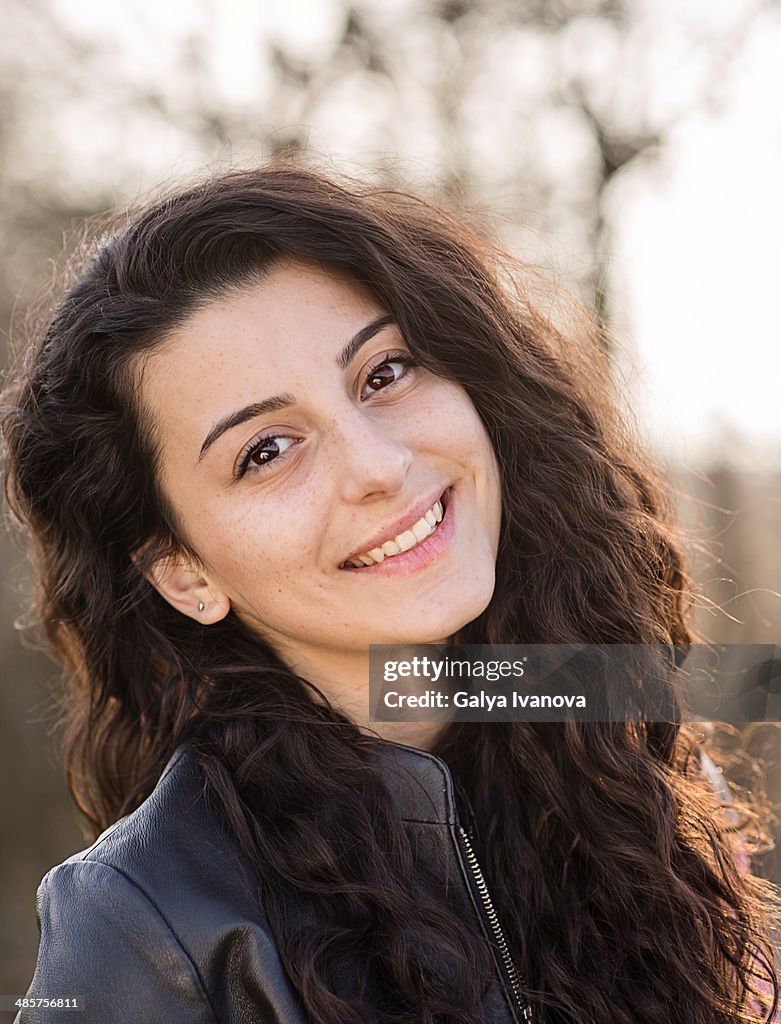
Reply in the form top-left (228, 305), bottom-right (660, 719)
top-left (19, 744), bottom-right (303, 1024)
top-left (47, 742), bottom-right (244, 904)
top-left (47, 740), bottom-right (274, 939)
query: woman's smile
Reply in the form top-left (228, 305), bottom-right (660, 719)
top-left (339, 485), bottom-right (454, 576)
top-left (136, 257), bottom-right (503, 669)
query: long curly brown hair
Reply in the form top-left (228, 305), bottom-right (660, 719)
top-left (2, 163), bottom-right (778, 1023)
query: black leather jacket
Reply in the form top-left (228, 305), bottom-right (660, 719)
top-left (16, 740), bottom-right (531, 1023)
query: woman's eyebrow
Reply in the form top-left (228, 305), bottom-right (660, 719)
top-left (198, 393), bottom-right (297, 463)
top-left (335, 313), bottom-right (395, 370)
top-left (197, 313), bottom-right (396, 462)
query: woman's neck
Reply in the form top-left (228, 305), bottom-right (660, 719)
top-left (273, 640), bottom-right (449, 752)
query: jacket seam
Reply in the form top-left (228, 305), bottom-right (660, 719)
top-left (399, 817), bottom-right (449, 825)
top-left (78, 859), bottom-right (221, 1024)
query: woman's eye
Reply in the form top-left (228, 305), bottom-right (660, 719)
top-left (361, 354), bottom-right (416, 400)
top-left (237, 435), bottom-right (298, 479)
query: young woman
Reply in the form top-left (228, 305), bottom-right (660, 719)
top-left (2, 163), bottom-right (778, 1024)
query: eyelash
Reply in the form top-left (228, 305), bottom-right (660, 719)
top-left (235, 351), bottom-right (418, 480)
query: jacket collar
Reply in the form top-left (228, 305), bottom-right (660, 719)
top-left (364, 739), bottom-right (458, 826)
top-left (167, 736), bottom-right (459, 828)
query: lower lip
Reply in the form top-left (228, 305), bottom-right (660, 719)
top-left (340, 488), bottom-right (456, 578)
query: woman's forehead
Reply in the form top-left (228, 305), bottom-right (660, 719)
top-left (133, 261), bottom-right (395, 462)
top-left (166, 260), bottom-right (384, 358)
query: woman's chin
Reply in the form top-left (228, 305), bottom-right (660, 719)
top-left (376, 586), bottom-right (495, 647)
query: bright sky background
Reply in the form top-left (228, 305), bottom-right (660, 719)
top-left (609, 6), bottom-right (781, 470)
top-left (39, 0), bottom-right (781, 471)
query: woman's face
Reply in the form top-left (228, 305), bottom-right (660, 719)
top-left (137, 259), bottom-right (502, 672)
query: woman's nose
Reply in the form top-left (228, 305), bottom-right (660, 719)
top-left (329, 408), bottom-right (414, 504)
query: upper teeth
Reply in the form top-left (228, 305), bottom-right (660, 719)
top-left (344, 499), bottom-right (444, 568)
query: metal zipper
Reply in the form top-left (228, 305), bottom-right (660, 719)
top-left (457, 825), bottom-right (534, 1022)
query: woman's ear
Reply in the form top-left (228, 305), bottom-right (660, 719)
top-left (133, 550), bottom-right (231, 625)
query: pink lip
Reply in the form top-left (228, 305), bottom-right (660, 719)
top-left (339, 487), bottom-right (455, 577)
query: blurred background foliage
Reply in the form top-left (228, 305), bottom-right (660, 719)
top-left (1, 0), bottom-right (779, 995)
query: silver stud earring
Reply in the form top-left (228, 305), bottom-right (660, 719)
top-left (197, 601), bottom-right (205, 612)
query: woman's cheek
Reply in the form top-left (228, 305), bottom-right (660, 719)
top-left (242, 508), bottom-right (322, 579)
